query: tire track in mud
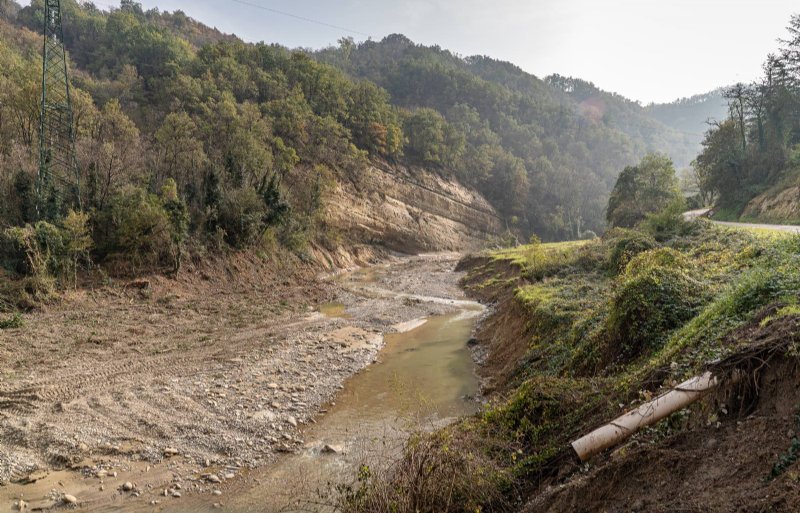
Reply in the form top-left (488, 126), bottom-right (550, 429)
top-left (0, 254), bottom-right (467, 495)
top-left (0, 311), bottom-right (321, 416)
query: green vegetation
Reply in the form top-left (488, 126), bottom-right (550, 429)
top-left (0, 0), bottom-right (707, 311)
top-left (0, 312), bottom-right (23, 329)
top-left (316, 37), bottom-right (698, 240)
top-left (770, 414), bottom-right (800, 480)
top-left (606, 153), bottom-right (683, 228)
top-left (0, 210), bottom-right (92, 307)
top-left (645, 88), bottom-right (729, 139)
top-left (694, 15), bottom-right (800, 217)
top-left (346, 212), bottom-right (800, 512)
top-left (3, 0), bottom-right (375, 300)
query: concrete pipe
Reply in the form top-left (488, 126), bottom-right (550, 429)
top-left (571, 371), bottom-right (719, 462)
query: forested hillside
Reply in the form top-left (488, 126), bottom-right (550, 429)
top-left (646, 88), bottom-right (729, 140)
top-left (315, 36), bottom-right (698, 239)
top-left (0, 0), bottom-right (707, 292)
top-left (1, 0), bottom-right (407, 282)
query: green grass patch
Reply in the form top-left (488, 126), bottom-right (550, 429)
top-left (0, 313), bottom-right (23, 330)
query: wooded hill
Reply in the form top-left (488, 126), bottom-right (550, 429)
top-left (0, 0), bottom-right (705, 275)
top-left (315, 36), bottom-right (699, 239)
top-left (646, 87), bottom-right (729, 140)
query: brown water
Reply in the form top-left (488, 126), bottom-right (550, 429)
top-left (7, 264), bottom-right (481, 513)
top-left (317, 302), bottom-right (351, 319)
top-left (214, 306), bottom-right (482, 512)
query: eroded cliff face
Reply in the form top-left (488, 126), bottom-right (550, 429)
top-left (325, 163), bottom-right (504, 253)
top-left (742, 185), bottom-right (800, 223)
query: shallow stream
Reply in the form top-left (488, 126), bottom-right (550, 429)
top-left (2, 260), bottom-right (481, 513)
top-left (159, 264), bottom-right (481, 512)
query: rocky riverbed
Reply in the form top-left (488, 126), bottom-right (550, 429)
top-left (0, 252), bottom-right (470, 511)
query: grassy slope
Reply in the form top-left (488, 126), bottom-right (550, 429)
top-left (341, 219), bottom-right (800, 512)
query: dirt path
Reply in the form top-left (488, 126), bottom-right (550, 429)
top-left (0, 252), bottom-right (470, 511)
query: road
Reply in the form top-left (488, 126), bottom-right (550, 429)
top-left (683, 208), bottom-right (800, 234)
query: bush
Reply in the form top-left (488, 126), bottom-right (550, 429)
top-left (0, 313), bottom-right (23, 329)
top-left (217, 188), bottom-right (267, 248)
top-left (624, 247), bottom-right (692, 278)
top-left (607, 266), bottom-right (706, 361)
top-left (94, 186), bottom-right (181, 273)
top-left (606, 229), bottom-right (658, 273)
top-left (642, 198), bottom-right (692, 241)
top-left (0, 223), bottom-right (62, 306)
top-left (338, 428), bottom-right (512, 513)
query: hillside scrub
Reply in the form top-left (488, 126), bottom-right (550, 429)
top-left (343, 220), bottom-right (800, 513)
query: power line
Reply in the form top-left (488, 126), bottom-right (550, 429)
top-left (223, 0), bottom-right (371, 38)
top-left (79, 0), bottom-right (370, 39)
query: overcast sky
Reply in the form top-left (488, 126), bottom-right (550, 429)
top-left (97, 0), bottom-right (797, 104)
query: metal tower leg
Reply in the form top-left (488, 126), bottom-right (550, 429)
top-left (37, 0), bottom-right (81, 219)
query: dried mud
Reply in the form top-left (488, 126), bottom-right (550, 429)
top-left (0, 250), bottom-right (469, 511)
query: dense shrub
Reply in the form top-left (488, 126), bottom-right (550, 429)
top-left (642, 198), bottom-right (692, 241)
top-left (606, 229), bottom-right (659, 273)
top-left (0, 212), bottom-right (91, 306)
top-left (94, 186), bottom-right (184, 272)
top-left (607, 265), bottom-right (706, 361)
top-left (338, 427), bottom-right (512, 513)
top-left (0, 224), bottom-right (59, 303)
top-left (217, 188), bottom-right (267, 249)
top-left (624, 247), bottom-right (692, 277)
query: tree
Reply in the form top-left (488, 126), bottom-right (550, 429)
top-left (689, 159), bottom-right (716, 207)
top-left (80, 99), bottom-right (143, 210)
top-left (607, 153), bottom-right (681, 228)
top-left (403, 108), bottom-right (464, 168)
top-left (153, 111), bottom-right (208, 200)
top-left (694, 120), bottom-right (745, 205)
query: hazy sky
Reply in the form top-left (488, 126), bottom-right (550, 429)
top-left (98, 0), bottom-right (797, 103)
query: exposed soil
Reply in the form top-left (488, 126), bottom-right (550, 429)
top-left (458, 255), bottom-right (530, 393)
top-left (527, 359), bottom-right (800, 512)
top-left (0, 249), bottom-right (470, 511)
top-left (522, 315), bottom-right (800, 513)
top-left (458, 253), bottom-right (800, 513)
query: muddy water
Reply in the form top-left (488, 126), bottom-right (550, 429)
top-left (3, 261), bottom-right (480, 513)
top-left (317, 302), bottom-right (351, 319)
top-left (223, 308), bottom-right (482, 512)
top-left (153, 267), bottom-right (481, 512)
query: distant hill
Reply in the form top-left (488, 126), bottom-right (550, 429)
top-left (646, 88), bottom-right (730, 143)
top-left (544, 74), bottom-right (701, 168)
top-left (315, 35), bottom-right (702, 238)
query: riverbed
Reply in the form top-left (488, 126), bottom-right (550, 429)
top-left (0, 253), bottom-right (482, 512)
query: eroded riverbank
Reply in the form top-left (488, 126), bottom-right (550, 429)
top-left (0, 252), bottom-right (480, 511)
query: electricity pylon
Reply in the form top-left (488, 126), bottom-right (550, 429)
top-left (38, 0), bottom-right (81, 219)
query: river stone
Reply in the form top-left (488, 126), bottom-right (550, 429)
top-left (322, 444), bottom-right (343, 454)
top-left (253, 410), bottom-right (277, 422)
top-left (122, 482), bottom-right (134, 491)
top-left (63, 495), bottom-right (78, 504)
top-left (287, 416), bottom-right (297, 427)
